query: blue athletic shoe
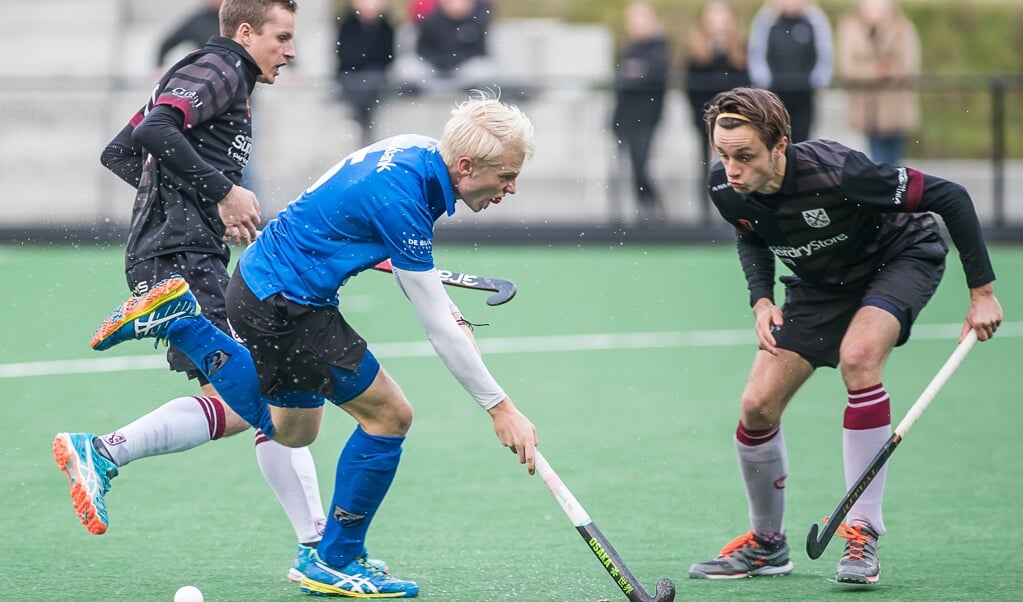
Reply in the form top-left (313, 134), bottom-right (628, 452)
top-left (289, 543), bottom-right (317, 583)
top-left (300, 554), bottom-right (418, 598)
top-left (52, 432), bottom-right (119, 535)
top-left (289, 544), bottom-right (389, 583)
top-left (91, 276), bottom-right (199, 351)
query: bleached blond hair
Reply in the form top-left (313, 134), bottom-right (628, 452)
top-left (438, 90), bottom-right (535, 167)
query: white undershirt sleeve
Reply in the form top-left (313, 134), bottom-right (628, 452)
top-left (392, 266), bottom-right (506, 410)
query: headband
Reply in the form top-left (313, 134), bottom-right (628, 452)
top-left (715, 112), bottom-right (752, 123)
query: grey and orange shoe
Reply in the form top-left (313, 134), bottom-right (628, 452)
top-left (836, 522), bottom-right (880, 584)
top-left (689, 531), bottom-right (793, 579)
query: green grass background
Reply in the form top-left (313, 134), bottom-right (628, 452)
top-left (1, 243), bottom-right (1020, 601)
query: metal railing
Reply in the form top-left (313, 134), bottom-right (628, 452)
top-left (0, 73), bottom-right (1020, 244)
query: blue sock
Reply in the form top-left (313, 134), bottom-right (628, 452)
top-left (319, 426), bottom-right (404, 568)
top-left (166, 317), bottom-right (275, 437)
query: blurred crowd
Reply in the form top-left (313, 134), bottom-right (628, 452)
top-left (154, 0), bottom-right (922, 223)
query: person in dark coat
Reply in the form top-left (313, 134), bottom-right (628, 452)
top-left (684, 1), bottom-right (751, 205)
top-left (335, 0), bottom-right (395, 145)
top-left (612, 1), bottom-right (671, 225)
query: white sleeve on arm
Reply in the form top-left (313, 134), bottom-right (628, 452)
top-left (393, 266), bottom-right (505, 409)
top-left (391, 269), bottom-right (460, 314)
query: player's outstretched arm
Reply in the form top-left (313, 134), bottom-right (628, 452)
top-left (395, 266), bottom-right (542, 469)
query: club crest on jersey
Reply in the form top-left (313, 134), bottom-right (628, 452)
top-left (802, 208), bottom-right (831, 228)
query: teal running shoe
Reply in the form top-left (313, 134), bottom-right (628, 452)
top-left (289, 544), bottom-right (389, 583)
top-left (52, 432), bottom-right (119, 535)
top-left (91, 276), bottom-right (199, 351)
top-left (300, 554), bottom-right (418, 598)
top-left (289, 543), bottom-right (317, 583)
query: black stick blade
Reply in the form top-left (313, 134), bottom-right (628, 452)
top-left (484, 278), bottom-right (516, 306)
top-left (804, 434), bottom-right (901, 560)
top-left (373, 259), bottom-right (518, 306)
top-left (805, 522), bottom-right (828, 560)
top-left (651, 578), bottom-right (676, 602)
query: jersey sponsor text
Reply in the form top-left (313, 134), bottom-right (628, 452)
top-left (767, 233), bottom-right (848, 261)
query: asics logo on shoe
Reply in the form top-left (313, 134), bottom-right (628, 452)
top-left (332, 505), bottom-right (366, 528)
top-left (318, 565), bottom-right (379, 594)
top-left (132, 306), bottom-right (190, 337)
top-left (202, 350), bottom-right (231, 376)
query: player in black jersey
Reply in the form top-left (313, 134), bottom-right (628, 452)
top-left (688, 87), bottom-right (1003, 585)
top-left (52, 0), bottom-right (332, 585)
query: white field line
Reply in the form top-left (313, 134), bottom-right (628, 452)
top-left (1, 321), bottom-right (1019, 380)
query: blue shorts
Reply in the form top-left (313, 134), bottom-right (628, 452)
top-left (267, 350), bottom-right (380, 409)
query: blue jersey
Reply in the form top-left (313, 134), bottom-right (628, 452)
top-left (240, 134), bottom-right (457, 306)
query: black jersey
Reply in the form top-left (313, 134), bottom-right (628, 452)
top-left (123, 37), bottom-right (260, 268)
top-left (709, 139), bottom-right (996, 306)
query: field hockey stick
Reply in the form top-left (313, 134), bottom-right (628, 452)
top-left (535, 450), bottom-right (676, 602)
top-left (372, 258), bottom-right (517, 306)
top-left (805, 330), bottom-right (979, 559)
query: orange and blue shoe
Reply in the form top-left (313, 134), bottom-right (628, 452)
top-left (300, 554), bottom-right (418, 598)
top-left (52, 432), bottom-right (118, 535)
top-left (90, 276), bottom-right (199, 351)
top-left (836, 522), bottom-right (880, 584)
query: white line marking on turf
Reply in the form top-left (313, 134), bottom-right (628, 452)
top-left (0, 322), bottom-right (1019, 379)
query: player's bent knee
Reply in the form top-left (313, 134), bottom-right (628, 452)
top-left (739, 394), bottom-right (781, 427)
top-left (838, 342), bottom-right (885, 377)
top-left (268, 406), bottom-right (323, 447)
top-left (271, 430), bottom-right (317, 448)
top-left (360, 398), bottom-right (413, 437)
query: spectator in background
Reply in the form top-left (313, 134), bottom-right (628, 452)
top-left (612, 1), bottom-right (670, 225)
top-left (748, 0), bottom-right (833, 142)
top-left (406, 0), bottom-right (439, 24)
top-left (335, 0), bottom-right (396, 146)
top-left (395, 0), bottom-right (496, 95)
top-left (684, 1), bottom-right (751, 200)
top-left (837, 0), bottom-right (921, 165)
top-left (156, 0), bottom-right (224, 67)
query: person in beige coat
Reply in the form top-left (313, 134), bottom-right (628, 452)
top-left (837, 0), bottom-right (921, 165)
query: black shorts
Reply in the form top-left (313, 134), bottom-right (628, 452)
top-left (126, 252), bottom-right (229, 381)
top-left (774, 237), bottom-right (947, 369)
top-left (226, 269), bottom-right (369, 399)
